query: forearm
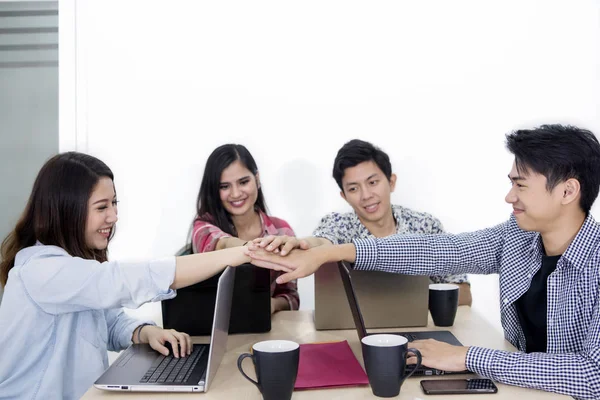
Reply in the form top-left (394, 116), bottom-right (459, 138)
top-left (271, 296), bottom-right (290, 313)
top-left (171, 247), bottom-right (250, 289)
top-left (305, 236), bottom-right (333, 248)
top-left (107, 309), bottom-right (150, 350)
top-left (352, 224), bottom-right (507, 275)
top-left (216, 236), bottom-right (247, 250)
top-left (467, 347), bottom-right (600, 399)
top-left (132, 324), bottom-right (149, 344)
top-left (311, 242), bottom-right (357, 264)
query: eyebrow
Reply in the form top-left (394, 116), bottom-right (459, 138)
top-left (220, 175), bottom-right (252, 185)
top-left (508, 174), bottom-right (526, 181)
top-left (345, 173), bottom-right (380, 187)
top-left (92, 195), bottom-right (116, 205)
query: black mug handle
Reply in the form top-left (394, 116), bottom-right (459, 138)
top-left (237, 353), bottom-right (261, 390)
top-left (402, 348), bottom-right (423, 382)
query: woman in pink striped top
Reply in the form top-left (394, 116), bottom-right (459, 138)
top-left (191, 144), bottom-right (299, 313)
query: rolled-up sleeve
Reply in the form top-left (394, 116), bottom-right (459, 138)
top-left (192, 220), bottom-right (232, 253)
top-left (19, 255), bottom-right (177, 315)
top-left (104, 308), bottom-right (155, 351)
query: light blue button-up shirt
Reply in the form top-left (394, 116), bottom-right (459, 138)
top-left (0, 244), bottom-right (176, 400)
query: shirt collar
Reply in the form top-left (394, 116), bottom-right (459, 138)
top-left (561, 213), bottom-right (600, 269)
top-left (392, 205), bottom-right (407, 233)
top-left (350, 206), bottom-right (401, 237)
top-left (526, 213), bottom-right (600, 270)
top-left (259, 210), bottom-right (279, 236)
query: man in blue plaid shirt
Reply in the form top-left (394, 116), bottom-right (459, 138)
top-left (249, 124), bottom-right (600, 399)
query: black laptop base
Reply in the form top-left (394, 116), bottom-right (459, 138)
top-left (162, 263), bottom-right (271, 335)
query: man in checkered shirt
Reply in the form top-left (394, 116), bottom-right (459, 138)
top-left (249, 124), bottom-right (600, 399)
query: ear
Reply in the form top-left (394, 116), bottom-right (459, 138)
top-left (561, 178), bottom-right (581, 206)
top-left (389, 173), bottom-right (397, 193)
top-left (340, 190), bottom-right (347, 201)
top-left (255, 172), bottom-right (261, 189)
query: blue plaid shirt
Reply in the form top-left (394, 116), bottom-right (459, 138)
top-left (353, 214), bottom-right (600, 400)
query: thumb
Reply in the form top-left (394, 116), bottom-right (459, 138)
top-left (276, 270), bottom-right (301, 284)
top-left (299, 240), bottom-right (310, 250)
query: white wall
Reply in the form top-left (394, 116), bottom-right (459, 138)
top-left (60, 0), bottom-right (600, 328)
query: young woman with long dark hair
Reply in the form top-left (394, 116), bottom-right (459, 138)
top-left (192, 144), bottom-right (299, 313)
top-left (0, 152), bottom-right (278, 399)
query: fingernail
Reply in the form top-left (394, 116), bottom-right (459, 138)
top-left (267, 246), bottom-right (272, 250)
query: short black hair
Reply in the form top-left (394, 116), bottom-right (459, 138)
top-left (332, 139), bottom-right (392, 191)
top-left (506, 124), bottom-right (600, 213)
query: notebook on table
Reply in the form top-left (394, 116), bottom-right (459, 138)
top-left (295, 341), bottom-right (369, 389)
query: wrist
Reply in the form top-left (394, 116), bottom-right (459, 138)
top-left (271, 297), bottom-right (289, 313)
top-left (239, 245), bottom-right (251, 264)
top-left (316, 242), bottom-right (356, 264)
top-left (136, 323), bottom-right (153, 344)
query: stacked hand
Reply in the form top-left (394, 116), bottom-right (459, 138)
top-left (246, 236), bottom-right (322, 283)
top-left (251, 235), bottom-right (310, 256)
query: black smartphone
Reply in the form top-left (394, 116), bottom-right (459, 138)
top-left (421, 378), bottom-right (498, 395)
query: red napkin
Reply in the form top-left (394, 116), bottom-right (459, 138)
top-left (294, 340), bottom-right (369, 390)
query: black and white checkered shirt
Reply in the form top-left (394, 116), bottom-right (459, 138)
top-left (353, 214), bottom-right (600, 400)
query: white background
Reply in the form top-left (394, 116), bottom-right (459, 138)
top-left (60, 0), bottom-right (600, 328)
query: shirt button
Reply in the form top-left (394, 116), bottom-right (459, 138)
top-left (503, 298), bottom-right (509, 304)
top-left (527, 274), bottom-right (532, 279)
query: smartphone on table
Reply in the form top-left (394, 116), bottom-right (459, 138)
top-left (421, 378), bottom-right (498, 395)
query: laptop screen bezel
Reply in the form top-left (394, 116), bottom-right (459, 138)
top-left (337, 261), bottom-right (369, 340)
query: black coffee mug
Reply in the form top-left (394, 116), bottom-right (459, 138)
top-left (237, 340), bottom-right (299, 400)
top-left (429, 283), bottom-right (460, 326)
top-left (361, 334), bottom-right (422, 398)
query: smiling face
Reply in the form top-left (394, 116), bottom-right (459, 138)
top-left (219, 160), bottom-right (260, 218)
top-left (505, 161), bottom-right (568, 233)
top-left (340, 160), bottom-right (396, 226)
top-left (85, 177), bottom-right (118, 250)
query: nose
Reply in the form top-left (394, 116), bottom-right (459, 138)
top-left (230, 184), bottom-right (241, 198)
top-left (107, 204), bottom-right (118, 224)
top-left (505, 186), bottom-right (517, 204)
top-left (361, 185), bottom-right (374, 201)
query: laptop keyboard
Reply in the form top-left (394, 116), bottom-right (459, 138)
top-left (140, 346), bottom-right (206, 384)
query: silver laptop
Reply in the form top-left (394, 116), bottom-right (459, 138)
top-left (314, 262), bottom-right (429, 330)
top-left (338, 261), bottom-right (467, 376)
top-left (94, 266), bottom-right (235, 393)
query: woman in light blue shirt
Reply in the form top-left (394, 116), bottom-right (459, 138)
top-left (0, 152), bottom-right (273, 400)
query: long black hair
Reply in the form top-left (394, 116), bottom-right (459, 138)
top-left (1, 152), bottom-right (115, 286)
top-left (195, 144), bottom-right (267, 236)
